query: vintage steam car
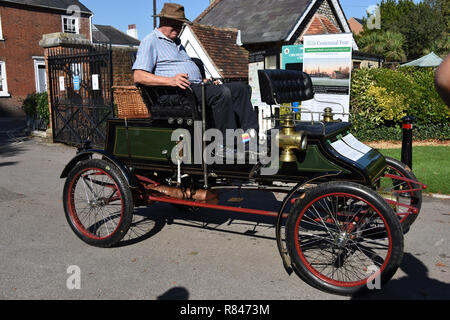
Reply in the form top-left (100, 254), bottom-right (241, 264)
top-left (60, 69), bottom-right (425, 295)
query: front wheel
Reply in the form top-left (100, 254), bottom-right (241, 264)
top-left (285, 182), bottom-right (404, 296)
top-left (376, 156), bottom-right (422, 233)
top-left (63, 159), bottom-right (134, 247)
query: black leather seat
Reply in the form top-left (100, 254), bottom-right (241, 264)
top-left (130, 51), bottom-right (206, 121)
top-left (258, 69), bottom-right (314, 105)
top-left (137, 84), bottom-right (201, 120)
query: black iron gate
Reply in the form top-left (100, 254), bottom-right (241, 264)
top-left (47, 44), bottom-right (113, 148)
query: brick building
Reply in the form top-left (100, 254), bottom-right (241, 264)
top-left (0, 0), bottom-right (92, 116)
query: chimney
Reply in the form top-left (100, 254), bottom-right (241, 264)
top-left (127, 24), bottom-right (138, 39)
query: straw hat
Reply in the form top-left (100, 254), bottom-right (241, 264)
top-left (154, 3), bottom-right (191, 24)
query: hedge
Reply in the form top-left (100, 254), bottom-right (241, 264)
top-left (349, 67), bottom-right (449, 141)
top-left (22, 92), bottom-right (50, 127)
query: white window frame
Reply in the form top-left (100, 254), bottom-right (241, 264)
top-left (62, 15), bottom-right (79, 34)
top-left (0, 15), bottom-right (4, 40)
top-left (33, 57), bottom-right (47, 93)
top-left (0, 61), bottom-right (9, 97)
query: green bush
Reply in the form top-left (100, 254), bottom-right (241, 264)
top-left (350, 67), bottom-right (450, 140)
top-left (350, 121), bottom-right (450, 142)
top-left (36, 92), bottom-right (50, 126)
top-left (22, 93), bottom-right (39, 117)
top-left (21, 92), bottom-right (50, 126)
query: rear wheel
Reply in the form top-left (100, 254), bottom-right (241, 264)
top-left (376, 156), bottom-right (422, 233)
top-left (63, 159), bottom-right (134, 247)
top-left (285, 182), bottom-right (403, 295)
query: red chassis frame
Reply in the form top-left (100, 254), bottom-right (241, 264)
top-left (134, 172), bottom-right (426, 219)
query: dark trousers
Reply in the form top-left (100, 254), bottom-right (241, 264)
top-left (191, 82), bottom-right (259, 137)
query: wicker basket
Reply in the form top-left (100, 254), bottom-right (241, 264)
top-left (113, 86), bottom-right (150, 119)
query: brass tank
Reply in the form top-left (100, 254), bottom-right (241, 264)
top-left (276, 114), bottom-right (307, 163)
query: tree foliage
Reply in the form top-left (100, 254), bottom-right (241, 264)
top-left (357, 31), bottom-right (407, 62)
top-left (356, 0), bottom-right (449, 61)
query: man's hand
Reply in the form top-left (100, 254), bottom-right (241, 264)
top-left (203, 78), bottom-right (221, 85)
top-left (171, 73), bottom-right (191, 89)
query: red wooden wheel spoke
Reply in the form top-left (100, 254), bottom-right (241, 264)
top-left (68, 168), bottom-right (124, 240)
top-left (294, 193), bottom-right (392, 287)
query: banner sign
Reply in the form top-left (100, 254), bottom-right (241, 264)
top-left (302, 33), bottom-right (353, 121)
top-left (282, 45), bottom-right (304, 69)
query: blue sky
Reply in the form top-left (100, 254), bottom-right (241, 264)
top-left (80, 0), bottom-right (416, 40)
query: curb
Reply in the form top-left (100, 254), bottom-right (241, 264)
top-left (426, 193), bottom-right (450, 200)
top-left (31, 130), bottom-right (47, 138)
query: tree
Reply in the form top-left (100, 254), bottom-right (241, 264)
top-left (383, 32), bottom-right (407, 63)
top-left (357, 31), bottom-right (407, 64)
top-left (357, 0), bottom-right (447, 60)
top-left (429, 37), bottom-right (450, 57)
top-left (401, 1), bottom-right (446, 59)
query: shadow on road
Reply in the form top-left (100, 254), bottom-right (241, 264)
top-left (0, 118), bottom-right (28, 159)
top-left (117, 189), bottom-right (284, 248)
top-left (0, 161), bottom-right (18, 168)
top-left (157, 287), bottom-right (190, 300)
top-left (119, 194), bottom-right (450, 300)
top-left (353, 253), bottom-right (450, 300)
top-left (0, 139), bottom-right (28, 161)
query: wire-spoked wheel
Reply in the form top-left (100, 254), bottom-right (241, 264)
top-left (376, 156), bottom-right (422, 234)
top-left (63, 159), bottom-right (134, 247)
top-left (285, 182), bottom-right (404, 296)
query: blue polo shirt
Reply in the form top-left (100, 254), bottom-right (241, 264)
top-left (132, 29), bottom-right (203, 84)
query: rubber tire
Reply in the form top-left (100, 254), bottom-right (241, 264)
top-left (63, 159), bottom-right (134, 248)
top-left (383, 156), bottom-right (422, 233)
top-left (285, 181), bottom-right (404, 296)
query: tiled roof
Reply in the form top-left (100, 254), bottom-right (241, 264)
top-left (305, 14), bottom-right (340, 35)
top-left (93, 25), bottom-right (140, 46)
top-left (189, 23), bottom-right (249, 79)
top-left (348, 17), bottom-right (364, 35)
top-left (194, 0), bottom-right (312, 44)
top-left (0, 0), bottom-right (93, 14)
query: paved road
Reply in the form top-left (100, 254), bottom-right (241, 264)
top-left (0, 118), bottom-right (449, 300)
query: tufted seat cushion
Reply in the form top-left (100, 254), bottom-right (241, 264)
top-left (138, 85), bottom-right (200, 120)
top-left (258, 69), bottom-right (314, 105)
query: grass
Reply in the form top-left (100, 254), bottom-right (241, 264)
top-left (379, 146), bottom-right (450, 195)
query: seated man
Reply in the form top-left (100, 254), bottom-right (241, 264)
top-left (132, 3), bottom-right (259, 149)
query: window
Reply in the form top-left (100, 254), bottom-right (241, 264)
top-left (71, 63), bottom-right (83, 80)
top-left (0, 61), bottom-right (9, 96)
top-left (62, 16), bottom-right (79, 34)
top-left (33, 57), bottom-right (47, 93)
top-left (265, 55), bottom-right (278, 70)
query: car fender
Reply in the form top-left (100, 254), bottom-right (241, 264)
top-left (60, 150), bottom-right (138, 188)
